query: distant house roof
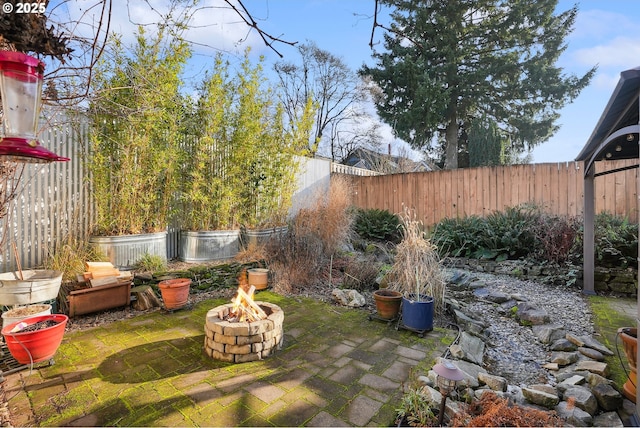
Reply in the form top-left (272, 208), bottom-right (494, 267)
top-left (341, 147), bottom-right (433, 173)
top-left (575, 67), bottom-right (640, 173)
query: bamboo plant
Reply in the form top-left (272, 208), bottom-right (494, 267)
top-left (180, 49), bottom-right (315, 231)
top-left (87, 27), bottom-right (191, 236)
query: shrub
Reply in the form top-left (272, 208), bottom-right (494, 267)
top-left (353, 208), bottom-right (401, 242)
top-left (453, 391), bottom-right (563, 426)
top-left (88, 29), bottom-right (190, 236)
top-left (342, 255), bottom-right (382, 291)
top-left (42, 236), bottom-right (108, 281)
top-left (531, 212), bottom-right (580, 263)
top-left (431, 205), bottom-right (540, 261)
top-left (431, 215), bottom-right (487, 258)
top-left (181, 51), bottom-right (314, 231)
top-left (266, 175), bottom-right (354, 294)
top-left (481, 205), bottom-right (538, 261)
top-left (133, 254), bottom-right (167, 273)
top-left (571, 211), bottom-right (638, 268)
top-left (432, 205), bottom-right (637, 268)
top-left (395, 385), bottom-right (438, 427)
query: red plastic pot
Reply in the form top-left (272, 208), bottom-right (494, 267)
top-left (158, 278), bottom-right (191, 310)
top-left (1, 314), bottom-right (68, 364)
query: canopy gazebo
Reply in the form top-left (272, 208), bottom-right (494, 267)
top-left (575, 66), bottom-right (640, 415)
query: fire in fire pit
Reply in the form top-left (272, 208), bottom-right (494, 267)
top-left (204, 270), bottom-right (284, 363)
top-left (226, 270), bottom-right (267, 322)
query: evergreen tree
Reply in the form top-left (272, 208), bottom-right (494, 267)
top-left (361, 0), bottom-right (596, 169)
top-left (468, 118), bottom-right (501, 167)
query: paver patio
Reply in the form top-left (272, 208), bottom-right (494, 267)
top-left (5, 292), bottom-right (453, 427)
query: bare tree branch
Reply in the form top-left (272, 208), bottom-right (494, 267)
top-left (369, 0), bottom-right (423, 50)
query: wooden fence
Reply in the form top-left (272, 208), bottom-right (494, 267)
top-left (345, 159), bottom-right (639, 227)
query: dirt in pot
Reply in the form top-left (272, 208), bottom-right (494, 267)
top-left (12, 320), bottom-right (58, 333)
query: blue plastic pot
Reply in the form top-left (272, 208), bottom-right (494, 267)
top-left (401, 295), bottom-right (434, 331)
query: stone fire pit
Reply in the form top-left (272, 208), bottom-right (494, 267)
top-left (204, 301), bottom-right (284, 363)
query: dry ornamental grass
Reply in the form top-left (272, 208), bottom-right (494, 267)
top-left (387, 206), bottom-right (446, 316)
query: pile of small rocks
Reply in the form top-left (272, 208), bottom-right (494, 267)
top-left (418, 268), bottom-right (636, 426)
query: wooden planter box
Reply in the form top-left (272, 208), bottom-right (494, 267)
top-left (61, 280), bottom-right (132, 317)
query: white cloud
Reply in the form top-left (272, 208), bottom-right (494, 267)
top-left (570, 9), bottom-right (635, 42)
top-left (572, 36), bottom-right (640, 70)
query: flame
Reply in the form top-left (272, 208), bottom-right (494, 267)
top-left (228, 269), bottom-right (267, 322)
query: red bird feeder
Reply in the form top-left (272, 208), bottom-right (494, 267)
top-left (0, 51), bottom-right (69, 162)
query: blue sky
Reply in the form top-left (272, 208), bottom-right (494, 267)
top-left (60, 0), bottom-right (640, 164)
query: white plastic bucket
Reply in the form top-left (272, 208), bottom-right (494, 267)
top-left (1, 303), bottom-right (52, 328)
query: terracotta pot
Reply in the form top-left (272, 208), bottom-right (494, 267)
top-left (247, 268), bottom-right (269, 290)
top-left (158, 278), bottom-right (191, 310)
top-left (618, 327), bottom-right (637, 403)
top-left (373, 289), bottom-right (402, 320)
top-left (2, 314), bottom-right (68, 364)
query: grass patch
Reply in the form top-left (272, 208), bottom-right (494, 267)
top-left (588, 295), bottom-right (636, 389)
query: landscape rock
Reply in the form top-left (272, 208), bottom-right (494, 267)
top-left (529, 383), bottom-right (557, 395)
top-left (566, 333), bottom-right (586, 347)
top-left (556, 375), bottom-right (586, 395)
top-left (575, 360), bottom-right (609, 377)
top-left (440, 265), bottom-right (626, 427)
top-left (516, 302), bottom-right (550, 325)
top-left (555, 401), bottom-right (593, 426)
top-left (532, 324), bottom-right (566, 344)
top-left (444, 399), bottom-right (464, 424)
top-left (477, 372), bottom-right (507, 392)
top-left (458, 331), bottom-right (485, 365)
top-left (452, 308), bottom-right (487, 336)
top-left (550, 351), bottom-right (579, 366)
top-left (559, 374), bottom-right (586, 387)
top-left (483, 290), bottom-right (511, 303)
top-left (418, 384), bottom-right (442, 408)
top-left (472, 287), bottom-right (489, 299)
top-left (562, 386), bottom-right (598, 416)
top-left (550, 338), bottom-right (578, 351)
top-left (580, 335), bottom-right (614, 356)
top-left (448, 344), bottom-right (465, 360)
top-left (521, 386), bottom-right (559, 408)
top-left (578, 346), bottom-right (605, 361)
top-left (591, 383), bottom-right (623, 411)
top-left (447, 269), bottom-right (471, 286)
top-left (417, 375), bottom-right (431, 387)
top-left (586, 372), bottom-right (616, 387)
top-left (331, 289), bottom-right (365, 307)
top-left (593, 411), bottom-right (624, 428)
top-left (499, 299), bottom-right (518, 312)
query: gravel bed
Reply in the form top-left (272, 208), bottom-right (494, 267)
top-left (450, 269), bottom-right (595, 387)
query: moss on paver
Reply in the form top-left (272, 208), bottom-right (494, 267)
top-left (11, 292), bottom-right (453, 427)
top-left (588, 295), bottom-right (636, 389)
